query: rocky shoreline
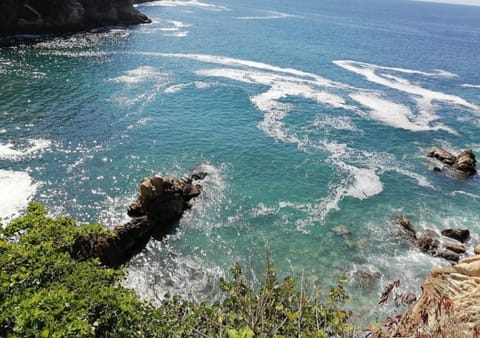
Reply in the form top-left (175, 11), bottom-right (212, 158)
top-left (0, 0), bottom-right (151, 45)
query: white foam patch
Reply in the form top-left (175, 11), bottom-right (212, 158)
top-left (137, 0), bottom-right (228, 11)
top-left (389, 167), bottom-right (434, 188)
top-left (450, 191), bottom-right (480, 199)
top-left (110, 66), bottom-right (169, 85)
top-left (0, 170), bottom-right (38, 224)
top-left (334, 60), bottom-right (479, 112)
top-left (186, 163), bottom-right (227, 221)
top-left (142, 19), bottom-right (190, 37)
top-left (0, 139), bottom-right (51, 161)
top-left (462, 84), bottom-right (480, 89)
top-left (194, 81), bottom-right (216, 89)
top-left (124, 250), bottom-right (224, 304)
top-left (165, 83), bottom-right (191, 93)
top-left (236, 10), bottom-right (297, 20)
top-left (350, 92), bottom-right (454, 133)
top-left (313, 116), bottom-right (359, 131)
top-left (154, 53), bottom-right (345, 88)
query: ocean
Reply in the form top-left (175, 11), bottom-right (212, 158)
top-left (1, 0), bottom-right (480, 318)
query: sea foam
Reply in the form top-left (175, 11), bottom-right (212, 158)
top-left (0, 139), bottom-right (51, 161)
top-left (235, 10), bottom-right (297, 20)
top-left (137, 0), bottom-right (228, 11)
top-left (0, 170), bottom-right (38, 224)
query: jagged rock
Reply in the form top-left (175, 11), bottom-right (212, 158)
top-left (428, 146), bottom-right (456, 165)
top-left (455, 150), bottom-right (477, 176)
top-left (71, 173), bottom-right (207, 267)
top-left (434, 249), bottom-right (460, 262)
top-left (416, 235), bottom-right (440, 255)
top-left (441, 228), bottom-right (470, 243)
top-left (390, 255), bottom-right (480, 336)
top-left (443, 241), bottom-right (467, 254)
top-left (0, 0), bottom-right (151, 38)
top-left (131, 175), bottom-right (204, 226)
top-left (427, 147), bottom-right (477, 177)
top-left (397, 215), bottom-right (417, 240)
top-left (191, 172), bottom-right (208, 181)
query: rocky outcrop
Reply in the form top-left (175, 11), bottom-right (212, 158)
top-left (396, 217), bottom-right (470, 263)
top-left (389, 255), bottom-right (480, 337)
top-left (70, 173), bottom-right (207, 268)
top-left (0, 0), bottom-right (150, 37)
top-left (441, 228), bottom-right (470, 243)
top-left (428, 147), bottom-right (477, 177)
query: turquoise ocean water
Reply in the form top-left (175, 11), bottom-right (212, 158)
top-left (1, 0), bottom-right (480, 319)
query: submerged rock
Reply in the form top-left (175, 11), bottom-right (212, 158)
top-left (390, 255), bottom-right (480, 336)
top-left (427, 147), bottom-right (477, 177)
top-left (332, 224), bottom-right (351, 237)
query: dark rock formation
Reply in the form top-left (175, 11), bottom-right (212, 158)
top-left (443, 241), bottom-right (467, 254)
top-left (428, 146), bottom-right (456, 165)
top-left (70, 172), bottom-right (207, 268)
top-left (396, 217), bottom-right (469, 263)
top-left (0, 0), bottom-right (150, 37)
top-left (397, 215), bottom-right (417, 240)
top-left (427, 147), bottom-right (477, 177)
top-left (441, 228), bottom-right (470, 243)
top-left (455, 150), bottom-right (477, 176)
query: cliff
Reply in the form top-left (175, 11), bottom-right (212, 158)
top-left (0, 0), bottom-right (151, 36)
top-left (389, 255), bottom-right (480, 337)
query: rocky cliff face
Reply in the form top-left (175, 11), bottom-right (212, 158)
top-left (389, 255), bottom-right (480, 337)
top-left (0, 0), bottom-right (150, 36)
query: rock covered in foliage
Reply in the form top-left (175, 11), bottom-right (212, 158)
top-left (390, 255), bottom-right (480, 336)
top-left (427, 147), bottom-right (477, 177)
top-left (0, 0), bottom-right (150, 36)
top-left (71, 173), bottom-right (207, 267)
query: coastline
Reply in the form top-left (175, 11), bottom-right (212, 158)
top-left (0, 0), bottom-right (151, 46)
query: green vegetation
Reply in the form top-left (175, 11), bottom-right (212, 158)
top-left (0, 203), bottom-right (354, 337)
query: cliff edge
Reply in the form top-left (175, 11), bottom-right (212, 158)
top-left (0, 0), bottom-right (151, 36)
top-left (390, 255), bottom-right (480, 337)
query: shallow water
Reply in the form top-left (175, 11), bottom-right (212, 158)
top-left (1, 0), bottom-right (480, 319)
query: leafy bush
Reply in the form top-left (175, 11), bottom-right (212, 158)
top-left (0, 203), bottom-right (354, 337)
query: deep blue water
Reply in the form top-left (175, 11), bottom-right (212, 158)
top-left (1, 0), bottom-right (480, 318)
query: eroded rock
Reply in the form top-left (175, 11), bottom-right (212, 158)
top-left (474, 244), bottom-right (480, 255)
top-left (390, 255), bottom-right (480, 336)
top-left (441, 228), bottom-right (470, 243)
top-left (397, 215), bottom-right (417, 240)
top-left (71, 173), bottom-right (207, 267)
top-left (427, 147), bottom-right (477, 177)
top-left (428, 146), bottom-right (456, 165)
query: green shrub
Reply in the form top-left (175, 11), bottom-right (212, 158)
top-left (0, 203), bottom-right (354, 337)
